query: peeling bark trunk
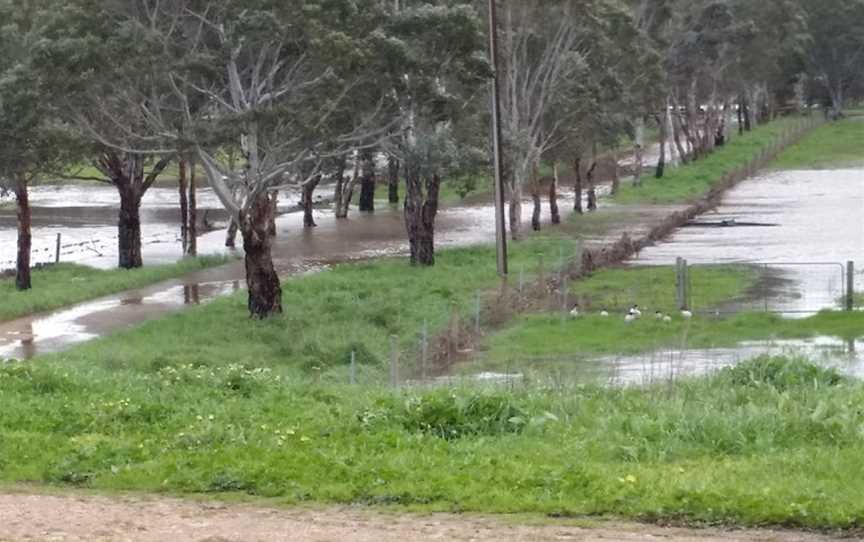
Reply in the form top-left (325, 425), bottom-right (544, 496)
top-left (118, 189), bottom-right (143, 269)
top-left (302, 175), bottom-right (322, 228)
top-left (586, 162), bottom-right (598, 211)
top-left (14, 173), bottom-right (31, 291)
top-left (178, 159), bottom-right (189, 253)
top-left (241, 193), bottom-right (282, 318)
top-left (387, 156), bottom-right (399, 204)
top-left (572, 158), bottom-right (583, 214)
top-left (670, 108), bottom-right (689, 165)
top-left (335, 156), bottom-right (358, 219)
top-left (358, 151), bottom-right (375, 213)
top-left (633, 117), bottom-right (645, 186)
top-left (549, 163), bottom-right (560, 225)
top-left (187, 160), bottom-right (198, 257)
top-left (404, 167), bottom-right (440, 266)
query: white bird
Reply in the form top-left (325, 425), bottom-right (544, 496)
top-left (663, 315), bottom-right (672, 323)
top-left (624, 313), bottom-right (636, 323)
top-left (569, 306), bottom-right (580, 318)
top-left (681, 310), bottom-right (693, 319)
top-left (629, 305), bottom-right (642, 319)
top-left (655, 311), bottom-right (664, 320)
top-left (600, 309), bottom-right (610, 317)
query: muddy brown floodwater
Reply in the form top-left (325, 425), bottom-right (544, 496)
top-left (1, 190), bottom-right (609, 360)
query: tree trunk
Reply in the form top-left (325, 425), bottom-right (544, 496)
top-left (241, 193), bottom-right (282, 318)
top-left (302, 175), bottom-right (322, 228)
top-left (586, 162), bottom-right (598, 211)
top-left (178, 159), bottom-right (189, 253)
top-left (670, 107), bottom-right (689, 165)
top-left (387, 156), bottom-right (400, 204)
top-left (336, 156), bottom-right (358, 219)
top-left (743, 94), bottom-right (752, 131)
top-left (655, 113), bottom-right (667, 178)
top-left (611, 151), bottom-right (620, 195)
top-left (737, 96), bottom-right (745, 136)
top-left (187, 160), bottom-right (198, 256)
top-left (404, 167), bottom-right (440, 266)
top-left (118, 189), bottom-right (143, 269)
top-left (14, 173), bottom-right (31, 291)
top-left (358, 151), bottom-right (375, 213)
top-left (508, 182), bottom-right (523, 241)
top-left (633, 117), bottom-right (645, 186)
top-left (268, 191), bottom-right (278, 237)
top-left (530, 188), bottom-right (541, 231)
top-left (549, 163), bottom-right (560, 225)
top-left (573, 158), bottom-right (583, 214)
top-left (225, 217), bottom-right (239, 248)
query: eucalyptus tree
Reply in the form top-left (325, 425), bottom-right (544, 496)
top-left (497, 0), bottom-right (583, 240)
top-left (798, 0), bottom-right (864, 118)
top-left (0, 0), bottom-right (78, 290)
top-left (381, 2), bottom-right (489, 265)
top-left (38, 0), bottom-right (178, 269)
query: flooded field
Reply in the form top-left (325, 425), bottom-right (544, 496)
top-left (635, 168), bottom-right (864, 313)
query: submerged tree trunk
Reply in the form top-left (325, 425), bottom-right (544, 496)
top-left (387, 156), bottom-right (399, 204)
top-left (335, 156), bottom-right (358, 219)
top-left (178, 159), bottom-right (189, 253)
top-left (530, 187), bottom-right (541, 231)
top-left (118, 189), bottom-right (143, 269)
top-left (187, 160), bottom-right (198, 257)
top-left (655, 113), bottom-right (667, 179)
top-left (572, 157), bottom-right (583, 214)
top-left (241, 193), bottom-right (282, 318)
top-left (358, 151), bottom-right (376, 213)
top-left (302, 175), bottom-right (322, 228)
top-left (549, 163), bottom-right (560, 225)
top-left (14, 173), bottom-right (31, 291)
top-left (586, 162), bottom-right (598, 211)
top-left (404, 167), bottom-right (441, 266)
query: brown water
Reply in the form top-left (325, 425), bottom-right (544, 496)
top-left (1, 191), bottom-right (598, 360)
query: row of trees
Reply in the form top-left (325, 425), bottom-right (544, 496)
top-left (2, 0), bottom-right (863, 318)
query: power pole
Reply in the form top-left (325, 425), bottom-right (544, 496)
top-left (488, 0), bottom-right (508, 276)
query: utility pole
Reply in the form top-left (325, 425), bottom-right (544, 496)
top-left (488, 0), bottom-right (508, 276)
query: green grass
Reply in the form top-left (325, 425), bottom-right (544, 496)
top-left (26, 236), bottom-right (578, 376)
top-left (0, 256), bottom-right (232, 323)
top-left (569, 264), bottom-right (759, 313)
top-left (2, 355), bottom-right (864, 530)
top-left (772, 118), bottom-right (864, 169)
top-left (480, 310), bottom-right (864, 365)
top-left (613, 117), bottom-right (805, 205)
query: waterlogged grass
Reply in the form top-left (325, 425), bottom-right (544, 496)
top-left (33, 236), bottom-right (578, 378)
top-left (569, 264), bottom-right (758, 312)
top-left (0, 256), bottom-right (232, 323)
top-left (1, 356), bottom-right (864, 529)
top-left (481, 310), bottom-right (864, 364)
top-left (613, 117), bottom-right (805, 205)
top-left (773, 118), bottom-right (864, 169)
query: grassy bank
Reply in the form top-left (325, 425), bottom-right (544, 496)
top-left (772, 118), bottom-right (864, 169)
top-left (0, 256), bottom-right (231, 323)
top-left (1, 356), bottom-right (864, 530)
top-left (29, 236), bottom-right (577, 376)
top-left (612, 117), bottom-right (805, 205)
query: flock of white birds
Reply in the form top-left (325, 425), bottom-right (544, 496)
top-left (569, 304), bottom-right (694, 322)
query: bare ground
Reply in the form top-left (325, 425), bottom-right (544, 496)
top-left (0, 492), bottom-right (844, 542)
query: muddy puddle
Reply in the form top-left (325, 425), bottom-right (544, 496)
top-left (1, 188), bottom-right (602, 360)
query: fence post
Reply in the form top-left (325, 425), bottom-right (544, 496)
top-left (675, 257), bottom-right (684, 309)
top-left (683, 259), bottom-right (691, 310)
top-left (349, 350), bottom-right (356, 385)
top-left (518, 266), bottom-right (525, 293)
top-left (55, 233), bottom-right (62, 264)
top-left (389, 335), bottom-right (399, 388)
top-left (847, 261), bottom-right (855, 312)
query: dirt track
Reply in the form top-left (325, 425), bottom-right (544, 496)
top-left (0, 492), bottom-right (844, 542)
